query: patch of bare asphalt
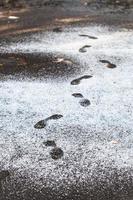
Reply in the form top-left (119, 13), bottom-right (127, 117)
top-left (0, 53), bottom-right (80, 80)
top-left (0, 4), bottom-right (133, 38)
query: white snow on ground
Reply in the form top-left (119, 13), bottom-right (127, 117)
top-left (0, 25), bottom-right (133, 189)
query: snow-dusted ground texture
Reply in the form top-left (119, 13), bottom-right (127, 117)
top-left (0, 26), bottom-right (133, 199)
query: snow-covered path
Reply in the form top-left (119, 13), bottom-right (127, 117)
top-left (0, 25), bottom-right (133, 199)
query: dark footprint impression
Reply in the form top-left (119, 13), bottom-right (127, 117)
top-left (79, 34), bottom-right (98, 39)
top-left (72, 93), bottom-right (84, 98)
top-left (71, 75), bottom-right (93, 85)
top-left (99, 60), bottom-right (117, 68)
top-left (47, 114), bottom-right (63, 120)
top-left (79, 98), bottom-right (91, 107)
top-left (43, 140), bottom-right (56, 147)
top-left (34, 114), bottom-right (63, 129)
top-left (50, 147), bottom-right (64, 160)
top-left (79, 45), bottom-right (91, 53)
top-left (72, 93), bottom-right (91, 107)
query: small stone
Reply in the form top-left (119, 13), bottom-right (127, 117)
top-left (50, 147), bottom-right (64, 160)
top-left (44, 140), bottom-right (56, 147)
top-left (79, 99), bottom-right (91, 107)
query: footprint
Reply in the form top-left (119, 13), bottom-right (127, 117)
top-left (72, 93), bottom-right (84, 98)
top-left (99, 60), bottom-right (117, 68)
top-left (43, 140), bottom-right (56, 147)
top-left (79, 45), bottom-right (91, 53)
top-left (99, 60), bottom-right (110, 64)
top-left (79, 98), bottom-right (91, 107)
top-left (71, 75), bottom-right (93, 85)
top-left (34, 114), bottom-right (63, 129)
top-left (107, 63), bottom-right (117, 69)
top-left (47, 114), bottom-right (63, 120)
top-left (50, 147), bottom-right (64, 160)
top-left (72, 93), bottom-right (90, 107)
top-left (79, 34), bottom-right (98, 39)
top-left (34, 119), bottom-right (47, 129)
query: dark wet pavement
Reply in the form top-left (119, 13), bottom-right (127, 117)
top-left (0, 0), bottom-right (133, 38)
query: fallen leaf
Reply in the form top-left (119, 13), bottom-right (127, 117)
top-left (110, 140), bottom-right (119, 144)
top-left (54, 58), bottom-right (64, 63)
top-left (54, 58), bottom-right (74, 65)
top-left (55, 17), bottom-right (87, 23)
top-left (8, 16), bottom-right (19, 20)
